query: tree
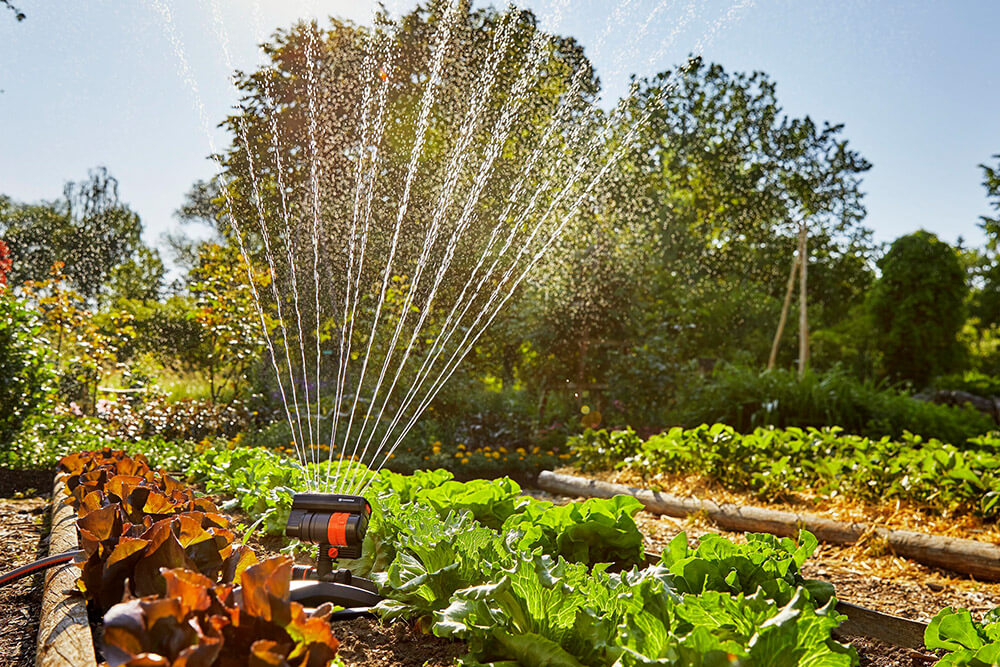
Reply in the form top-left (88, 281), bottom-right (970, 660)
top-left (1, 0), bottom-right (24, 22)
top-left (870, 231), bottom-right (967, 386)
top-left (166, 179), bottom-right (227, 273)
top-left (188, 243), bottom-right (274, 403)
top-left (20, 262), bottom-right (133, 412)
top-left (970, 156), bottom-right (1000, 328)
top-left (0, 168), bottom-right (155, 301)
top-left (104, 247), bottom-right (165, 304)
top-left (207, 0), bottom-right (603, 445)
top-left (528, 58), bottom-right (874, 406)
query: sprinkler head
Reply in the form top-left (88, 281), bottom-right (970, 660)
top-left (285, 493), bottom-right (371, 561)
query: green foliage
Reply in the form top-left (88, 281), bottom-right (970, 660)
top-left (96, 394), bottom-right (255, 443)
top-left (978, 155), bottom-right (1000, 252)
top-left (935, 371), bottom-right (1000, 398)
top-left (102, 246), bottom-right (165, 304)
top-left (671, 364), bottom-right (994, 444)
top-left (569, 426), bottom-right (644, 471)
top-left (925, 606), bottom-right (1000, 666)
top-left (503, 495), bottom-right (645, 567)
top-left (870, 230), bottom-right (968, 386)
top-left (571, 423), bottom-right (1000, 518)
top-left (183, 441), bottom-right (854, 664)
top-left (423, 530), bottom-right (854, 666)
top-left (20, 262), bottom-right (134, 411)
top-left (190, 444), bottom-right (303, 536)
top-left (188, 243), bottom-right (273, 403)
top-left (525, 57), bottom-right (875, 405)
top-left (659, 531), bottom-right (834, 607)
top-left (0, 291), bottom-right (53, 462)
top-left (11, 411), bottom-right (199, 470)
top-left (0, 168), bottom-right (154, 300)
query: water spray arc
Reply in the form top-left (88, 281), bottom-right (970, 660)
top-left (148, 4), bottom-right (756, 600)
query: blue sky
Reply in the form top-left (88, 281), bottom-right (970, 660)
top-left (2, 0), bottom-right (998, 274)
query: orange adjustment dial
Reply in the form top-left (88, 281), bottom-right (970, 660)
top-left (326, 513), bottom-right (349, 546)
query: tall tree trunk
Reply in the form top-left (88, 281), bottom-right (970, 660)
top-left (768, 245), bottom-right (801, 370)
top-left (798, 224), bottom-right (809, 379)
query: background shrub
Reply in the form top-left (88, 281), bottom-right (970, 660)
top-left (0, 292), bottom-right (53, 463)
top-left (671, 364), bottom-right (995, 444)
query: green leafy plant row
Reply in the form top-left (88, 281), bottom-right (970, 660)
top-left (569, 423), bottom-right (1000, 517)
top-left (373, 498), bottom-right (854, 666)
top-left (188, 444), bottom-right (857, 665)
top-left (188, 446), bottom-right (647, 569)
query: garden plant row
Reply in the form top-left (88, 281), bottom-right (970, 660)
top-left (57, 449), bottom-right (342, 666)
top-left (60, 444), bottom-right (1000, 665)
top-left (192, 445), bottom-right (856, 665)
top-left (569, 424), bottom-right (1000, 518)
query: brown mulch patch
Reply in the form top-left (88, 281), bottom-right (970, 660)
top-left (0, 469), bottom-right (52, 667)
top-left (586, 466), bottom-right (1000, 545)
top-left (844, 636), bottom-right (938, 666)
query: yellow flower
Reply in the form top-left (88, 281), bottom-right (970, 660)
top-left (498, 447), bottom-right (508, 454)
top-left (516, 447), bottom-right (526, 454)
top-left (559, 453), bottom-right (571, 460)
top-left (460, 457), bottom-right (470, 465)
top-left (457, 443), bottom-right (466, 451)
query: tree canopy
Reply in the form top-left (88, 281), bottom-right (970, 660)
top-left (0, 168), bottom-right (163, 302)
top-left (870, 230), bottom-right (967, 386)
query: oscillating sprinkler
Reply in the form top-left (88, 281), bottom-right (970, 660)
top-left (285, 492), bottom-right (383, 612)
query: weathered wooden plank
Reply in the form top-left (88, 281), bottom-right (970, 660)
top-left (36, 473), bottom-right (96, 667)
top-left (833, 601), bottom-right (929, 652)
top-left (537, 470), bottom-right (1000, 581)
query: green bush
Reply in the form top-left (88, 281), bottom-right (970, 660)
top-left (0, 292), bottom-right (54, 463)
top-left (934, 371), bottom-right (1000, 398)
top-left (671, 364), bottom-right (994, 444)
top-left (11, 411), bottom-right (200, 470)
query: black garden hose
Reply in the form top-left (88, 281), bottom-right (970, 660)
top-left (0, 549), bottom-right (83, 587)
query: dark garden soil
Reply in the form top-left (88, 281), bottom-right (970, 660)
top-left (335, 617), bottom-right (466, 666)
top-left (0, 468), bottom-right (52, 667)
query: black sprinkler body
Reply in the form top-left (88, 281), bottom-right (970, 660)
top-left (283, 492), bottom-right (381, 612)
top-left (285, 492), bottom-right (371, 561)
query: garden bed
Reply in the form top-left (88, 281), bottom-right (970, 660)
top-left (0, 468), bottom-right (51, 667)
top-left (23, 447), bottom-right (1000, 666)
top-left (532, 475), bottom-right (1000, 617)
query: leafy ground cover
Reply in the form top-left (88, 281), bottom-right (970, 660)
top-left (672, 365), bottom-right (996, 444)
top-left (31, 441), bottom-right (1000, 665)
top-left (925, 606), bottom-right (1000, 666)
top-left (570, 424), bottom-right (1000, 519)
top-left (186, 444), bottom-right (859, 665)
